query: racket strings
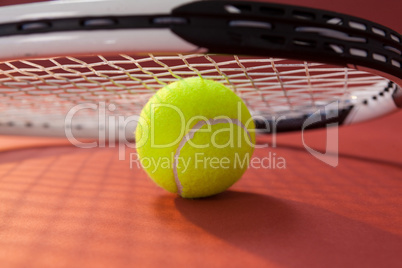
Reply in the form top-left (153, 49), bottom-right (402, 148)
top-left (0, 54), bottom-right (387, 121)
top-left (269, 58), bottom-right (293, 111)
top-left (303, 61), bottom-right (317, 108)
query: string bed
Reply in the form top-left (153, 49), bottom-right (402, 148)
top-left (0, 53), bottom-right (386, 125)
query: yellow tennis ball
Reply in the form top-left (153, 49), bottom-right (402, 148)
top-left (135, 77), bottom-right (255, 198)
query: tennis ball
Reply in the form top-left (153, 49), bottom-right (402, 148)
top-left (135, 77), bottom-right (255, 198)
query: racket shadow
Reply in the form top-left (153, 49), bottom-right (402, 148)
top-left (0, 145), bottom-right (78, 164)
top-left (274, 143), bottom-right (402, 171)
top-left (174, 191), bottom-right (402, 268)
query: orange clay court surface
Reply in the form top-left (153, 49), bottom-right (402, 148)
top-left (0, 111), bottom-right (401, 268)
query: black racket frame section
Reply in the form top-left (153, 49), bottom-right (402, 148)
top-left (0, 0), bottom-right (401, 132)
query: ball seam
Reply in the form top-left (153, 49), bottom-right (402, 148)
top-left (173, 118), bottom-right (252, 196)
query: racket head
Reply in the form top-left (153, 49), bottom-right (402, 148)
top-left (0, 0), bottom-right (400, 140)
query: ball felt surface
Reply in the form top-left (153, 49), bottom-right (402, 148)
top-left (135, 77), bottom-right (255, 198)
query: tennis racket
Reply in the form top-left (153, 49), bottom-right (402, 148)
top-left (0, 0), bottom-right (400, 141)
